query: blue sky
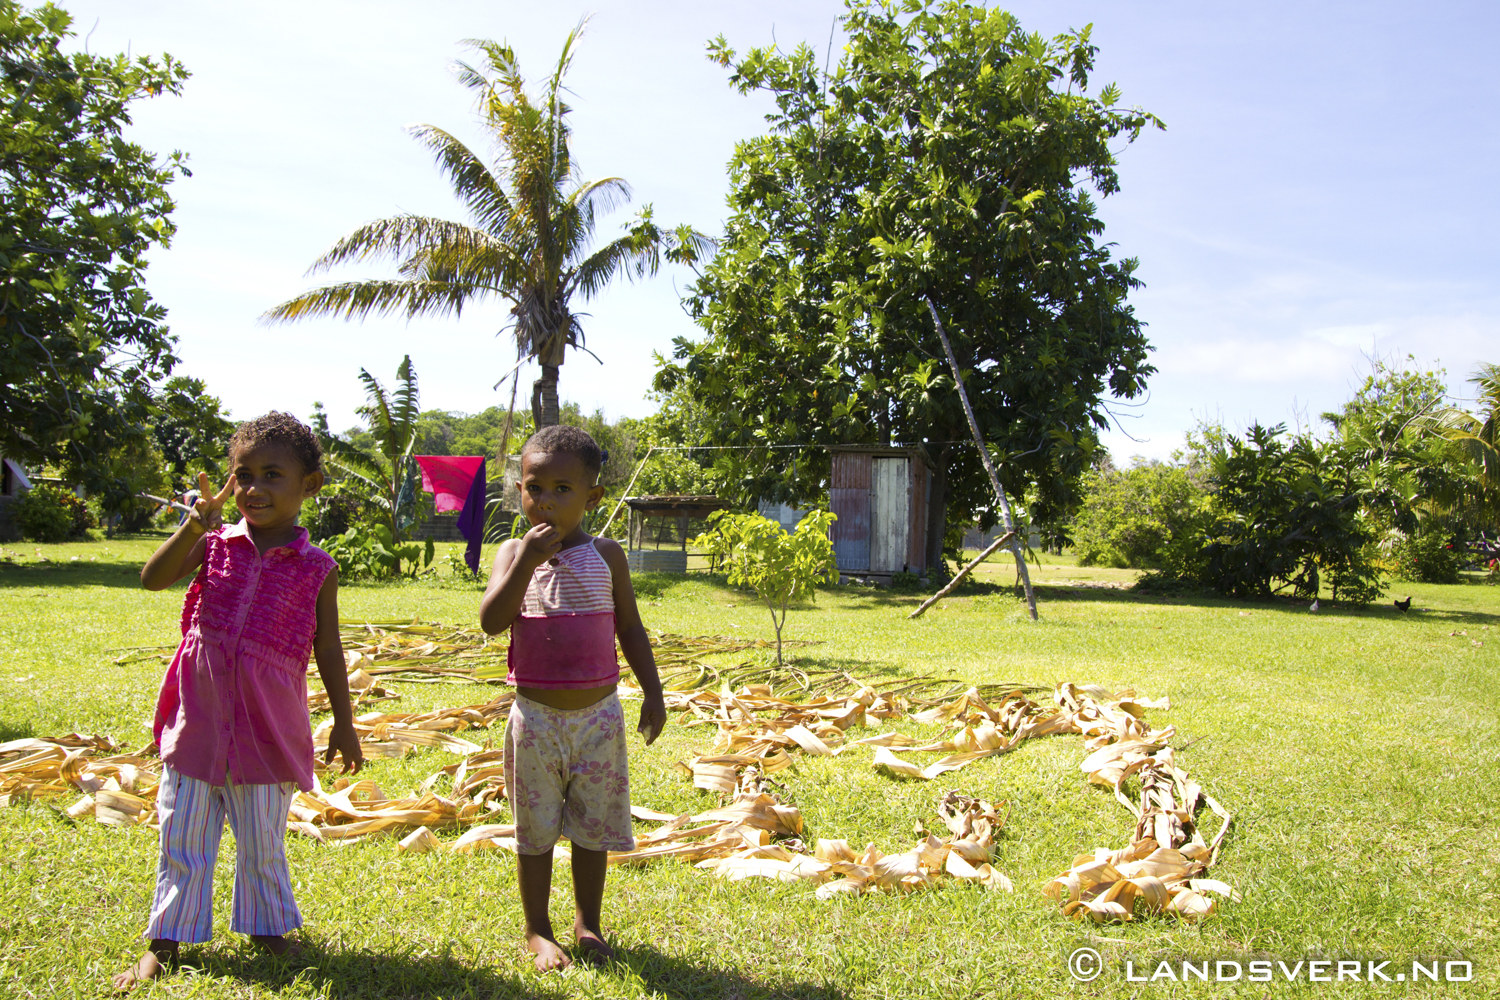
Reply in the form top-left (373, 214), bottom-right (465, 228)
top-left (65, 1), bottom-right (1498, 463)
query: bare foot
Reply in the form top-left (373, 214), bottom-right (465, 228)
top-left (251, 934), bottom-right (305, 964)
top-left (112, 941), bottom-right (177, 992)
top-left (574, 921), bottom-right (613, 967)
top-left (525, 930), bottom-right (572, 973)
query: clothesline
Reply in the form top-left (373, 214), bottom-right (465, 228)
top-left (493, 441), bottom-right (985, 457)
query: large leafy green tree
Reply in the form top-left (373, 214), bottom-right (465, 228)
top-left (0, 1), bottom-right (189, 494)
top-left (152, 375), bottom-right (235, 492)
top-left (265, 21), bottom-right (707, 429)
top-left (655, 0), bottom-right (1158, 565)
top-left (1195, 424), bottom-right (1385, 604)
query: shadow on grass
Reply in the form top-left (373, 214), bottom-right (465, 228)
top-left (184, 941), bottom-right (557, 999)
top-left (0, 561), bottom-right (147, 589)
top-left (1031, 582), bottom-right (1500, 625)
top-left (0, 720), bottom-right (36, 742)
top-left (613, 942), bottom-right (846, 1000)
top-left (832, 576), bottom-right (1500, 626)
top-left (178, 938), bottom-right (844, 1000)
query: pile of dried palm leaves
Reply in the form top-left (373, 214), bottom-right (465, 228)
top-left (0, 734), bottom-right (161, 827)
top-left (873, 681), bottom-right (1235, 921)
top-left (640, 676), bottom-right (1235, 919)
top-left (331, 619), bottom-right (819, 691)
top-left (112, 619), bottom-right (808, 690)
top-left (672, 779), bottom-right (1012, 901)
top-left (1040, 683), bottom-right (1237, 922)
top-left (19, 623), bottom-right (1236, 923)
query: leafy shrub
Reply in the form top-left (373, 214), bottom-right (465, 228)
top-left (1196, 424), bottom-right (1385, 604)
top-left (12, 484), bottom-right (93, 542)
top-left (1388, 530), bottom-right (1464, 584)
top-left (299, 481), bottom-right (373, 541)
top-left (321, 522), bottom-right (435, 580)
top-left (442, 545), bottom-right (472, 576)
top-left (890, 569), bottom-right (922, 591)
top-left (1070, 462), bottom-right (1211, 575)
top-left (1132, 570), bottom-right (1207, 595)
top-left (62, 490), bottom-right (95, 536)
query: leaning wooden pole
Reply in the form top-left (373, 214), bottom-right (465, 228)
top-left (598, 445), bottom-right (655, 537)
top-left (924, 297), bottom-right (1039, 620)
top-left (909, 531), bottom-right (1014, 619)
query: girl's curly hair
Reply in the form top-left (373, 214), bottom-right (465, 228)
top-left (521, 424), bottom-right (603, 480)
top-left (228, 411), bottom-right (323, 474)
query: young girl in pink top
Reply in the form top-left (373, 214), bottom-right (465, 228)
top-left (114, 412), bottom-right (364, 991)
top-left (480, 425), bottom-right (667, 972)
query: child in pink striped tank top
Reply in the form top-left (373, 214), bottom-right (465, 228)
top-left (115, 413), bottom-right (364, 991)
top-left (480, 426), bottom-right (666, 973)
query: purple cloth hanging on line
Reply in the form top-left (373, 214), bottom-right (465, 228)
top-left (455, 460), bottom-right (487, 574)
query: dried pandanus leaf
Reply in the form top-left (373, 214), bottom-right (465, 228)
top-left (397, 826), bottom-right (442, 854)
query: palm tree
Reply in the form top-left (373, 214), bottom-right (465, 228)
top-left (1433, 362), bottom-right (1500, 505)
top-left (264, 20), bottom-right (708, 427)
top-left (311, 355), bottom-right (422, 556)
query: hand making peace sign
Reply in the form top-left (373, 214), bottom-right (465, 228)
top-left (185, 471), bottom-right (237, 535)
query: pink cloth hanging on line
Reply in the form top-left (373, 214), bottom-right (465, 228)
top-left (414, 456), bottom-right (485, 512)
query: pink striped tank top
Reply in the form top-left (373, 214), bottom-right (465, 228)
top-left (506, 537), bottom-right (619, 690)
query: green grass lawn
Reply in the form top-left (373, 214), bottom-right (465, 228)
top-left (1, 535), bottom-right (1496, 998)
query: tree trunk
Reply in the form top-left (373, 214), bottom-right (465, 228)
top-left (389, 483), bottom-right (402, 578)
top-left (772, 598), bottom-right (786, 666)
top-left (532, 364), bottom-right (561, 428)
top-left (926, 445), bottom-right (950, 576)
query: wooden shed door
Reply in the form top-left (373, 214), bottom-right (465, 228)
top-left (869, 457), bottom-right (909, 573)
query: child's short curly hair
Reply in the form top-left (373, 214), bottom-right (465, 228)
top-left (521, 425), bottom-right (603, 481)
top-left (228, 411), bottom-right (323, 475)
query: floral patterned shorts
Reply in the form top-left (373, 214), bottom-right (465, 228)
top-left (504, 691), bottom-right (635, 854)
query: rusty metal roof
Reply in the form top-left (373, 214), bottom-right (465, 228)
top-left (623, 495), bottom-right (730, 516)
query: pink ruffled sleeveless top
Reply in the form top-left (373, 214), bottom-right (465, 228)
top-left (153, 521), bottom-right (334, 791)
top-left (506, 537), bottom-right (619, 690)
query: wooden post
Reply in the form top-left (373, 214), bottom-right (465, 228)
top-left (908, 531), bottom-right (1014, 619)
top-left (924, 297), bottom-right (1038, 620)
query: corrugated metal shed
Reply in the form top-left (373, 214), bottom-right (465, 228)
top-left (829, 446), bottom-right (935, 578)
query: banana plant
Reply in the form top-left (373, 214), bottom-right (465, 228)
top-left (310, 356), bottom-right (422, 573)
top-left (323, 523), bottom-right (436, 580)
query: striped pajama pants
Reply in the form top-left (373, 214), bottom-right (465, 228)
top-left (145, 766), bottom-right (301, 942)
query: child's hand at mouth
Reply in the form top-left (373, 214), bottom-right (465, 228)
top-left (520, 523), bottom-right (563, 565)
